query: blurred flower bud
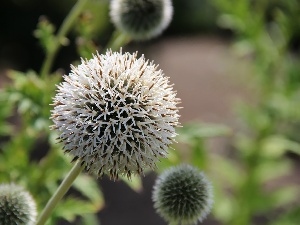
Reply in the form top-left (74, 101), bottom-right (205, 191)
top-left (110, 0), bottom-right (173, 40)
top-left (153, 165), bottom-right (213, 224)
top-left (0, 183), bottom-right (37, 225)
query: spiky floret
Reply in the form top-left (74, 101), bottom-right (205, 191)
top-left (110, 0), bottom-right (173, 40)
top-left (51, 50), bottom-right (180, 180)
top-left (152, 165), bottom-right (213, 225)
top-left (0, 183), bottom-right (37, 225)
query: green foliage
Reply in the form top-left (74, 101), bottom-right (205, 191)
top-left (34, 17), bottom-right (57, 54)
top-left (1, 0), bottom-right (300, 225)
top-left (0, 15), bottom-right (105, 223)
top-left (0, 93), bottom-right (13, 136)
top-left (5, 70), bottom-right (57, 132)
top-left (157, 122), bottom-right (231, 172)
top-left (211, 0), bottom-right (300, 224)
top-left (158, 1), bottom-right (300, 225)
top-left (0, 1), bottom-right (144, 225)
top-left (74, 0), bottom-right (110, 58)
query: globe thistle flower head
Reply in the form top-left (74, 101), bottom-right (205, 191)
top-left (0, 183), bottom-right (37, 225)
top-left (51, 50), bottom-right (180, 180)
top-left (152, 165), bottom-right (213, 225)
top-left (110, 0), bottom-right (173, 40)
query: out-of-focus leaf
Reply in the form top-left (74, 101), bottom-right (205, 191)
top-left (73, 174), bottom-right (104, 209)
top-left (270, 185), bottom-right (299, 208)
top-left (33, 117), bottom-right (51, 134)
top-left (190, 137), bottom-right (207, 169)
top-left (212, 181), bottom-right (236, 223)
top-left (177, 122), bottom-right (231, 143)
top-left (81, 213), bottom-right (100, 225)
top-left (237, 103), bottom-right (273, 133)
top-left (33, 16), bottom-right (56, 53)
top-left (210, 154), bottom-right (243, 188)
top-left (217, 14), bottom-right (244, 31)
top-left (55, 198), bottom-right (98, 222)
top-left (7, 70), bottom-right (44, 115)
top-left (74, 0), bottom-right (109, 40)
top-left (269, 206), bottom-right (300, 225)
top-left (76, 37), bottom-right (99, 59)
top-left (261, 135), bottom-right (300, 157)
top-left (0, 92), bottom-right (13, 135)
top-left (156, 148), bottom-right (181, 173)
top-left (232, 39), bottom-right (255, 57)
top-left (119, 175), bottom-right (143, 193)
top-left (256, 159), bottom-right (292, 183)
top-left (5, 70), bottom-right (61, 135)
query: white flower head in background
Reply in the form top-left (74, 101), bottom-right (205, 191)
top-left (110, 0), bottom-right (173, 40)
top-left (0, 183), bottom-right (37, 225)
top-left (152, 165), bottom-right (213, 225)
top-left (51, 50), bottom-right (180, 180)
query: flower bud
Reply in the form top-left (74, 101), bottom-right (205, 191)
top-left (110, 0), bottom-right (173, 40)
top-left (0, 183), bottom-right (37, 225)
top-left (152, 165), bottom-right (213, 224)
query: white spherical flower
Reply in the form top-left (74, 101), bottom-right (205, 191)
top-left (0, 183), bottom-right (37, 225)
top-left (110, 0), bottom-right (173, 40)
top-left (51, 50), bottom-right (180, 180)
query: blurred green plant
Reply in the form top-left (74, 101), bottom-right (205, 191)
top-left (209, 0), bottom-right (300, 225)
top-left (0, 1), bottom-right (112, 224)
top-left (1, 0), bottom-right (300, 225)
top-left (0, 0), bottom-right (156, 224)
top-left (157, 1), bottom-right (300, 225)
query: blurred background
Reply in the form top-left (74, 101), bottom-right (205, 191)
top-left (1, 0), bottom-right (300, 225)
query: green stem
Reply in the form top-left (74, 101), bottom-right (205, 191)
top-left (40, 0), bottom-right (89, 78)
top-left (36, 161), bottom-right (84, 225)
top-left (228, 135), bottom-right (265, 225)
top-left (191, 138), bottom-right (207, 170)
top-left (104, 29), bottom-right (131, 51)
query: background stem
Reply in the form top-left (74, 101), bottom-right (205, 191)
top-left (40, 0), bottom-right (89, 78)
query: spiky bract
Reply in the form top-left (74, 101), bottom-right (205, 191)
top-left (0, 183), bottom-right (37, 225)
top-left (110, 0), bottom-right (173, 40)
top-left (152, 165), bottom-right (213, 225)
top-left (51, 50), bottom-right (180, 180)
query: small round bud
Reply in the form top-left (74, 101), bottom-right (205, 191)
top-left (110, 0), bottom-right (173, 40)
top-left (51, 50), bottom-right (180, 180)
top-left (0, 183), bottom-right (37, 225)
top-left (152, 165), bottom-right (213, 225)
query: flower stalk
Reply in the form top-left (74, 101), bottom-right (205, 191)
top-left (36, 161), bottom-right (84, 225)
top-left (40, 0), bottom-right (89, 78)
